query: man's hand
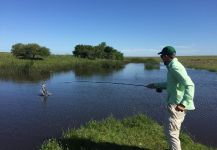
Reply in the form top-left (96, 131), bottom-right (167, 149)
top-left (175, 104), bottom-right (185, 112)
top-left (146, 83), bottom-right (155, 89)
top-left (156, 88), bottom-right (162, 93)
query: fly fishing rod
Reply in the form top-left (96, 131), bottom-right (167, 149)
top-left (64, 80), bottom-right (147, 87)
top-left (64, 80), bottom-right (162, 92)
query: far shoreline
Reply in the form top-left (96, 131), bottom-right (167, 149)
top-left (1, 52), bottom-right (217, 72)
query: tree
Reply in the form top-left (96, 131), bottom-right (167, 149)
top-left (11, 43), bottom-right (26, 58)
top-left (72, 42), bottom-right (123, 60)
top-left (73, 45), bottom-right (95, 59)
top-left (39, 47), bottom-right (50, 57)
top-left (11, 43), bottom-right (50, 59)
top-left (94, 42), bottom-right (107, 58)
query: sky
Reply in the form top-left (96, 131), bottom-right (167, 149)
top-left (0, 0), bottom-right (217, 56)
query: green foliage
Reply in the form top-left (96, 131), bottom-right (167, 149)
top-left (73, 44), bottom-right (95, 59)
top-left (11, 43), bottom-right (50, 59)
top-left (0, 53), bottom-right (124, 82)
top-left (40, 114), bottom-right (215, 150)
top-left (73, 42), bottom-right (124, 60)
top-left (40, 139), bottom-right (62, 150)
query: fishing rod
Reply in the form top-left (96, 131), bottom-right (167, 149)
top-left (39, 81), bottom-right (162, 97)
top-left (64, 80), bottom-right (163, 92)
top-left (64, 80), bottom-right (148, 87)
top-left (39, 81), bottom-right (146, 97)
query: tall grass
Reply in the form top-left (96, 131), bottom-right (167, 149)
top-left (1, 53), bottom-right (217, 82)
top-left (40, 114), bottom-right (215, 150)
top-left (0, 52), bottom-right (124, 71)
top-left (177, 56), bottom-right (217, 72)
top-left (124, 57), bottom-right (160, 64)
top-left (124, 57), bottom-right (160, 70)
top-left (124, 56), bottom-right (217, 72)
top-left (0, 52), bottom-right (124, 81)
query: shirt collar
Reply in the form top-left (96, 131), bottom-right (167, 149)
top-left (167, 57), bottom-right (178, 68)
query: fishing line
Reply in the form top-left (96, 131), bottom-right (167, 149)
top-left (64, 80), bottom-right (148, 87)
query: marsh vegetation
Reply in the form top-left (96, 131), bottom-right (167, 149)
top-left (40, 114), bottom-right (214, 150)
top-left (0, 52), bottom-right (124, 82)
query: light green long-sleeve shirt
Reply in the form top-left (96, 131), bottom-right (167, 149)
top-left (154, 58), bottom-right (195, 110)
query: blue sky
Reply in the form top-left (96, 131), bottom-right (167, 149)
top-left (1, 0), bottom-right (217, 56)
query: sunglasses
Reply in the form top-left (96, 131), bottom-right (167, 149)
top-left (160, 54), bottom-right (165, 58)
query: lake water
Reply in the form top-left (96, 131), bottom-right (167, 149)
top-left (0, 63), bottom-right (217, 150)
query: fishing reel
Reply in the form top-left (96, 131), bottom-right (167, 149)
top-left (156, 88), bottom-right (162, 93)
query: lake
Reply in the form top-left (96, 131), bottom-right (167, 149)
top-left (0, 63), bottom-right (217, 150)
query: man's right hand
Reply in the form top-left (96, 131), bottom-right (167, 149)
top-left (146, 83), bottom-right (155, 89)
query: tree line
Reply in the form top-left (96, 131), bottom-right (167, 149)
top-left (73, 42), bottom-right (123, 60)
top-left (10, 42), bottom-right (123, 60)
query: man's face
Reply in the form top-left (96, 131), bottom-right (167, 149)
top-left (160, 54), bottom-right (172, 65)
top-left (160, 54), bottom-right (170, 62)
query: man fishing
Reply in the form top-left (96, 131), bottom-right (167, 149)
top-left (146, 46), bottom-right (195, 150)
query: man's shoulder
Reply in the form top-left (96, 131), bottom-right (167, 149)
top-left (170, 59), bottom-right (185, 70)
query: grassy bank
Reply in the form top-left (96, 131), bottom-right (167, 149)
top-left (1, 53), bottom-right (217, 75)
top-left (40, 114), bottom-right (214, 150)
top-left (178, 56), bottom-right (217, 72)
top-left (0, 52), bottom-right (124, 73)
top-left (0, 52), bottom-right (124, 81)
top-left (124, 57), bottom-right (160, 64)
top-left (1, 53), bottom-right (217, 82)
top-left (124, 57), bottom-right (161, 70)
top-left (125, 56), bottom-right (217, 72)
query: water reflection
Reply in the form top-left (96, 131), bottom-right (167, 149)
top-left (73, 66), bottom-right (124, 77)
top-left (0, 71), bottom-right (51, 83)
top-left (40, 95), bottom-right (48, 103)
top-left (0, 65), bottom-right (125, 82)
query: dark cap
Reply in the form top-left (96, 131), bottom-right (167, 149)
top-left (158, 46), bottom-right (176, 55)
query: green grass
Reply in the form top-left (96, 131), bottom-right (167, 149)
top-left (177, 56), bottom-right (217, 72)
top-left (1, 53), bottom-right (217, 82)
top-left (1, 53), bottom-right (217, 77)
top-left (0, 52), bottom-right (124, 81)
top-left (124, 56), bottom-right (217, 72)
top-left (124, 57), bottom-right (160, 64)
top-left (40, 114), bottom-right (215, 150)
top-left (0, 52), bottom-right (124, 73)
top-left (124, 57), bottom-right (160, 70)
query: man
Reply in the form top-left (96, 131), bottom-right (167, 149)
top-left (146, 46), bottom-right (195, 150)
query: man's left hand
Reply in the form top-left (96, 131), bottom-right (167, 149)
top-left (146, 83), bottom-right (155, 89)
top-left (175, 104), bottom-right (185, 112)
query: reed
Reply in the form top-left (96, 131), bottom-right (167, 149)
top-left (124, 57), bottom-right (160, 64)
top-left (1, 53), bottom-right (217, 82)
top-left (125, 56), bottom-right (217, 72)
top-left (177, 56), bottom-right (217, 72)
top-left (0, 52), bottom-right (124, 81)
